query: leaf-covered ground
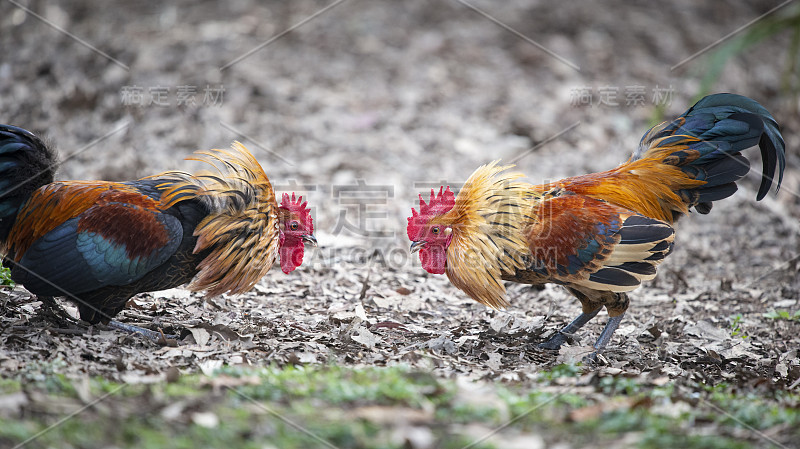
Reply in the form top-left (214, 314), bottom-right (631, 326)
top-left (2, 363), bottom-right (798, 449)
top-left (2, 0), bottom-right (800, 447)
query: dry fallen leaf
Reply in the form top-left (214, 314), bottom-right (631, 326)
top-left (189, 327), bottom-right (211, 346)
top-left (683, 320), bottom-right (729, 341)
top-left (555, 345), bottom-right (596, 364)
top-left (352, 326), bottom-right (381, 349)
top-left (355, 304), bottom-right (368, 321)
top-left (484, 352), bottom-right (502, 371)
top-left (197, 359), bottom-right (224, 376)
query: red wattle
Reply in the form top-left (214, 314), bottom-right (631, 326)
top-left (280, 242), bottom-right (305, 273)
top-left (419, 244), bottom-right (447, 274)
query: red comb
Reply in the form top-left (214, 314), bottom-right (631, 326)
top-left (281, 192), bottom-right (307, 210)
top-left (407, 186), bottom-right (455, 240)
top-left (280, 192), bottom-right (313, 232)
top-left (413, 186), bottom-right (455, 218)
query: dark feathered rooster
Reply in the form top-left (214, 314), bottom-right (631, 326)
top-left (407, 93), bottom-right (786, 359)
top-left (0, 125), bottom-right (315, 331)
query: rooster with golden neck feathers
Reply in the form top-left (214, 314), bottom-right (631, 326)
top-left (408, 93), bottom-right (785, 359)
top-left (0, 125), bottom-right (315, 330)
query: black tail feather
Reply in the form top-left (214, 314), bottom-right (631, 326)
top-left (0, 125), bottom-right (57, 244)
top-left (637, 93), bottom-right (786, 213)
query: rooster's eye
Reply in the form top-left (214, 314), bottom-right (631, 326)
top-left (431, 226), bottom-right (440, 235)
top-left (290, 221), bottom-right (299, 231)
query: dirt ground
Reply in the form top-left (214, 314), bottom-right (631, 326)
top-left (1, 0), bottom-right (799, 417)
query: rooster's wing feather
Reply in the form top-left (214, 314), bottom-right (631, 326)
top-left (516, 193), bottom-right (674, 293)
top-left (9, 182), bottom-right (183, 297)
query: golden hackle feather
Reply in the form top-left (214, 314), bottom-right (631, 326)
top-left (443, 161), bottom-right (533, 309)
top-left (533, 140), bottom-right (707, 224)
top-left (155, 141), bottom-right (279, 297)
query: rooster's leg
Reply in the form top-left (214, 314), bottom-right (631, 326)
top-left (538, 308), bottom-right (601, 350)
top-left (592, 313), bottom-right (624, 351)
top-left (107, 320), bottom-right (179, 341)
top-left (583, 292), bottom-right (630, 362)
top-left (580, 313), bottom-right (626, 364)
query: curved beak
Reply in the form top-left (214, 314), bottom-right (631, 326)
top-left (410, 241), bottom-right (425, 253)
top-left (302, 234), bottom-right (318, 247)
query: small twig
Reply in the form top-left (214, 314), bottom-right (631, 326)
top-left (107, 320), bottom-right (179, 341)
top-left (117, 311), bottom-right (179, 332)
top-left (359, 250), bottom-right (380, 307)
top-left (359, 269), bottom-right (371, 303)
top-left (372, 321), bottom-right (410, 332)
top-left (118, 311), bottom-right (159, 322)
